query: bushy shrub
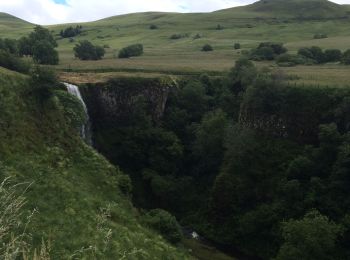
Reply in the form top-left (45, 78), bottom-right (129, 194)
top-left (342, 49), bottom-right (350, 65)
top-left (60, 25), bottom-right (82, 38)
top-left (202, 44), bottom-right (214, 52)
top-left (234, 43), bottom-right (241, 50)
top-left (142, 209), bottom-right (183, 244)
top-left (324, 49), bottom-right (342, 62)
top-left (30, 66), bottom-right (59, 101)
top-left (169, 33), bottom-right (189, 40)
top-left (298, 46), bottom-right (325, 64)
top-left (298, 46), bottom-right (341, 64)
top-left (118, 44), bottom-right (143, 58)
top-left (313, 33), bottom-right (328, 39)
top-left (193, 34), bottom-right (201, 40)
top-left (32, 40), bottom-right (59, 65)
top-left (216, 24), bottom-right (224, 30)
top-left (74, 40), bottom-right (105, 60)
top-left (118, 174), bottom-right (133, 195)
top-left (0, 38), bottom-right (19, 55)
top-left (250, 42), bottom-right (287, 61)
top-left (0, 50), bottom-right (31, 73)
top-left (149, 24), bottom-right (158, 30)
top-left (276, 53), bottom-right (307, 67)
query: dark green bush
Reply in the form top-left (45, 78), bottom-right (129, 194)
top-left (298, 46), bottom-right (324, 64)
top-left (250, 42), bottom-right (287, 61)
top-left (193, 34), bottom-right (201, 40)
top-left (30, 66), bottom-right (58, 101)
top-left (118, 44), bottom-right (144, 58)
top-left (216, 24), bottom-right (224, 30)
top-left (202, 44), bottom-right (214, 52)
top-left (324, 49), bottom-right (342, 62)
top-left (170, 33), bottom-right (189, 40)
top-left (234, 43), bottom-right (241, 50)
top-left (0, 50), bottom-right (30, 73)
top-left (60, 25), bottom-right (82, 38)
top-left (276, 54), bottom-right (307, 66)
top-left (0, 38), bottom-right (19, 55)
top-left (313, 33), bottom-right (328, 39)
top-left (258, 42), bottom-right (287, 55)
top-left (74, 40), bottom-right (105, 60)
top-left (342, 49), bottom-right (350, 65)
top-left (149, 24), bottom-right (158, 30)
top-left (118, 174), bottom-right (133, 195)
top-left (32, 40), bottom-right (59, 65)
top-left (142, 209), bottom-right (183, 244)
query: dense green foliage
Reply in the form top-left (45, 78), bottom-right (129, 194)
top-left (276, 210), bottom-right (343, 260)
top-left (201, 44), bottom-right (213, 52)
top-left (88, 58), bottom-right (350, 259)
top-left (297, 46), bottom-right (343, 64)
top-left (250, 42), bottom-right (287, 61)
top-left (142, 209), bottom-right (183, 244)
top-left (0, 26), bottom-right (59, 65)
top-left (0, 49), bottom-right (30, 73)
top-left (118, 44), bottom-right (144, 58)
top-left (60, 25), bottom-right (83, 38)
top-left (74, 40), bottom-right (105, 60)
top-left (313, 33), bottom-right (328, 39)
top-left (32, 40), bottom-right (59, 65)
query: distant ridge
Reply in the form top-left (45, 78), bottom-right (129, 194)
top-left (216, 0), bottom-right (350, 20)
top-left (0, 12), bottom-right (33, 26)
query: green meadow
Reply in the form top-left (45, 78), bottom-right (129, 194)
top-left (1, 0), bottom-right (350, 85)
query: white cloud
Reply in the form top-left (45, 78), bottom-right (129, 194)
top-left (0, 0), bottom-right (349, 25)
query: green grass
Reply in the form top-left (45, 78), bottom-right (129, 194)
top-left (0, 67), bottom-right (192, 259)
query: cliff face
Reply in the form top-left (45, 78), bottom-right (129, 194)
top-left (80, 77), bottom-right (174, 129)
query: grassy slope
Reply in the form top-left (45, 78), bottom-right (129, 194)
top-left (0, 66), bottom-right (191, 259)
top-left (1, 0), bottom-right (350, 84)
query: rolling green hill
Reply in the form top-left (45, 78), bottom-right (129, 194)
top-left (0, 12), bottom-right (34, 38)
top-left (1, 0), bottom-right (350, 83)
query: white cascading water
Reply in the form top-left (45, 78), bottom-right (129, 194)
top-left (64, 82), bottom-right (92, 145)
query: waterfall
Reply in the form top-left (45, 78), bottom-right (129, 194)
top-left (64, 82), bottom-right (92, 145)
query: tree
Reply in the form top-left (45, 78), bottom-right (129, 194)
top-left (228, 58), bottom-right (258, 94)
top-left (275, 210), bottom-right (343, 260)
top-left (32, 40), bottom-right (59, 65)
top-left (29, 25), bottom-right (57, 48)
top-left (0, 38), bottom-right (19, 55)
top-left (258, 42), bottom-right (287, 55)
top-left (30, 66), bottom-right (59, 101)
top-left (142, 209), bottom-right (183, 244)
top-left (324, 49), bottom-right (342, 62)
top-left (234, 43), bottom-right (241, 50)
top-left (193, 109), bottom-right (228, 176)
top-left (60, 25), bottom-right (82, 38)
top-left (18, 36), bottom-right (32, 56)
top-left (0, 50), bottom-right (30, 73)
top-left (342, 49), bottom-right (350, 65)
top-left (298, 46), bottom-right (324, 64)
top-left (202, 44), bottom-right (214, 52)
top-left (149, 24), bottom-right (158, 30)
top-left (74, 40), bottom-right (105, 60)
top-left (118, 44), bottom-right (143, 58)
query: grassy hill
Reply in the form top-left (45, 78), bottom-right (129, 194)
top-left (0, 12), bottom-right (34, 38)
top-left (0, 66), bottom-right (191, 259)
top-left (1, 0), bottom-right (350, 84)
top-left (220, 0), bottom-right (350, 19)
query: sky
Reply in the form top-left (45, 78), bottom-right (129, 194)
top-left (0, 0), bottom-right (349, 25)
